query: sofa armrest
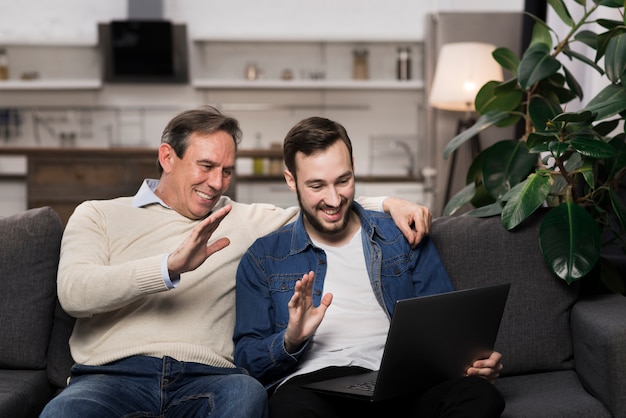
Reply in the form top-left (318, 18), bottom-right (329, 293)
top-left (571, 294), bottom-right (626, 417)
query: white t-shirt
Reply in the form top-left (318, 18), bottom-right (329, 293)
top-left (284, 227), bottom-right (390, 382)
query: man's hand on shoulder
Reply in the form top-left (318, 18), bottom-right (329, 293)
top-left (383, 197), bottom-right (432, 247)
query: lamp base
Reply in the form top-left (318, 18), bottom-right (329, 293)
top-left (444, 116), bottom-right (481, 204)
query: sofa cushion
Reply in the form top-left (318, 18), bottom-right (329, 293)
top-left (0, 207), bottom-right (63, 370)
top-left (430, 211), bottom-right (579, 376)
top-left (47, 301), bottom-right (76, 389)
top-left (496, 371), bottom-right (610, 417)
top-left (0, 370), bottom-right (54, 418)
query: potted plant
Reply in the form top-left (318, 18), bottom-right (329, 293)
top-left (442, 0), bottom-right (626, 292)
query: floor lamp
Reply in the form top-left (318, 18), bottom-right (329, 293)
top-left (428, 42), bottom-right (503, 203)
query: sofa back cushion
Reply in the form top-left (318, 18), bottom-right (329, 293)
top-left (430, 211), bottom-right (579, 376)
top-left (0, 207), bottom-right (63, 370)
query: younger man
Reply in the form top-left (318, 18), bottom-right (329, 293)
top-left (234, 116), bottom-right (505, 417)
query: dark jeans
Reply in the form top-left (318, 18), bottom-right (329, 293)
top-left (40, 355), bottom-right (268, 418)
top-left (269, 366), bottom-right (504, 418)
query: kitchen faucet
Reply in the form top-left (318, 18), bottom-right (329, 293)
top-left (389, 140), bottom-right (415, 177)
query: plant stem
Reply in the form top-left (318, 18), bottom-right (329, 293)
top-left (551, 3), bottom-right (600, 58)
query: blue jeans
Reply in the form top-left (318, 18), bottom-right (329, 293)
top-left (40, 355), bottom-right (268, 418)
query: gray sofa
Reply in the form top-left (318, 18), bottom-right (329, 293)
top-left (0, 207), bottom-right (75, 418)
top-left (431, 211), bottom-right (626, 418)
top-left (1, 206), bottom-right (625, 417)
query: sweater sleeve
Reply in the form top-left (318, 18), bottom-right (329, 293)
top-left (57, 201), bottom-right (169, 318)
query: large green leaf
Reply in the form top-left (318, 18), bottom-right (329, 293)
top-left (552, 110), bottom-right (595, 123)
top-left (574, 30), bottom-right (599, 49)
top-left (442, 111), bottom-right (510, 159)
top-left (593, 1), bottom-right (624, 10)
top-left (501, 173), bottom-right (551, 230)
top-left (539, 202), bottom-right (601, 283)
top-left (443, 183), bottom-right (476, 216)
top-left (492, 47), bottom-right (519, 76)
top-left (475, 80), bottom-right (523, 114)
top-left (562, 65), bottom-right (584, 100)
top-left (605, 32), bottom-right (626, 83)
top-left (548, 140), bottom-right (570, 159)
top-left (527, 132), bottom-right (557, 153)
top-left (568, 136), bottom-right (618, 158)
top-left (593, 119), bottom-right (620, 136)
top-left (584, 83), bottom-right (626, 120)
top-left (530, 18), bottom-right (554, 48)
top-left (595, 27), bottom-right (626, 65)
top-left (518, 43), bottom-right (562, 90)
top-left (562, 48), bottom-right (605, 74)
top-left (529, 95), bottom-right (562, 132)
top-left (464, 202), bottom-right (504, 217)
top-left (482, 140), bottom-right (538, 199)
top-left (547, 0), bottom-right (574, 27)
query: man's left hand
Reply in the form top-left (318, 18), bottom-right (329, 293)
top-left (383, 197), bottom-right (432, 247)
top-left (466, 351), bottom-right (503, 384)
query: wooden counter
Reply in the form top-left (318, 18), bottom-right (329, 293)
top-left (0, 147), bottom-right (421, 225)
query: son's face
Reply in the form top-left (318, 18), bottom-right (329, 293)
top-left (286, 140), bottom-right (356, 244)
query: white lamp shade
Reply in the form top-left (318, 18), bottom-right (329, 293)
top-left (429, 42), bottom-right (503, 112)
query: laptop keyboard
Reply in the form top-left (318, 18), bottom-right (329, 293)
top-left (345, 380), bottom-right (376, 392)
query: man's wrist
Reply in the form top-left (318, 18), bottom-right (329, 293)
top-left (381, 196), bottom-right (395, 213)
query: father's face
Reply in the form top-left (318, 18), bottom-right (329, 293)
top-left (159, 131), bottom-right (236, 220)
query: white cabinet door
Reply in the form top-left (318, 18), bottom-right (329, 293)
top-left (236, 182), bottom-right (297, 208)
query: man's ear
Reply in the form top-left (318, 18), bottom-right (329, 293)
top-left (284, 169), bottom-right (297, 192)
top-left (158, 143), bottom-right (175, 174)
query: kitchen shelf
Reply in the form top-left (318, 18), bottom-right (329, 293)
top-left (0, 79), bottom-right (102, 90)
top-left (192, 38), bottom-right (423, 91)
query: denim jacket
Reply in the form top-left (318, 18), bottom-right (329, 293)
top-left (233, 202), bottom-right (454, 387)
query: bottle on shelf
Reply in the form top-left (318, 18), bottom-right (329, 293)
top-left (253, 133), bottom-right (265, 175)
top-left (397, 47), bottom-right (411, 81)
top-left (0, 48), bottom-right (8, 80)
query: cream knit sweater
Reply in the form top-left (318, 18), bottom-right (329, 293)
top-left (58, 195), bottom-right (383, 368)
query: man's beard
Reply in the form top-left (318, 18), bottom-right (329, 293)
top-left (296, 189), bottom-right (351, 236)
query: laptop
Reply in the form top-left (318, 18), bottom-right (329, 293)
top-left (301, 283), bottom-right (510, 402)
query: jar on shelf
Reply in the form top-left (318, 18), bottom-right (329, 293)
top-left (352, 48), bottom-right (369, 80)
top-left (268, 142), bottom-right (283, 175)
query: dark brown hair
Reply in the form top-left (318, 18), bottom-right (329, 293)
top-left (158, 106), bottom-right (242, 174)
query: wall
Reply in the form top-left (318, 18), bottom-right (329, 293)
top-left (0, 0), bottom-right (525, 216)
top-left (0, 1), bottom-right (524, 43)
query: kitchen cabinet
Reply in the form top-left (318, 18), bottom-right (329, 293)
top-left (0, 148), bottom-right (158, 225)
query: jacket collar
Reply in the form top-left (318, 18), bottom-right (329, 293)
top-left (289, 201), bottom-right (388, 254)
